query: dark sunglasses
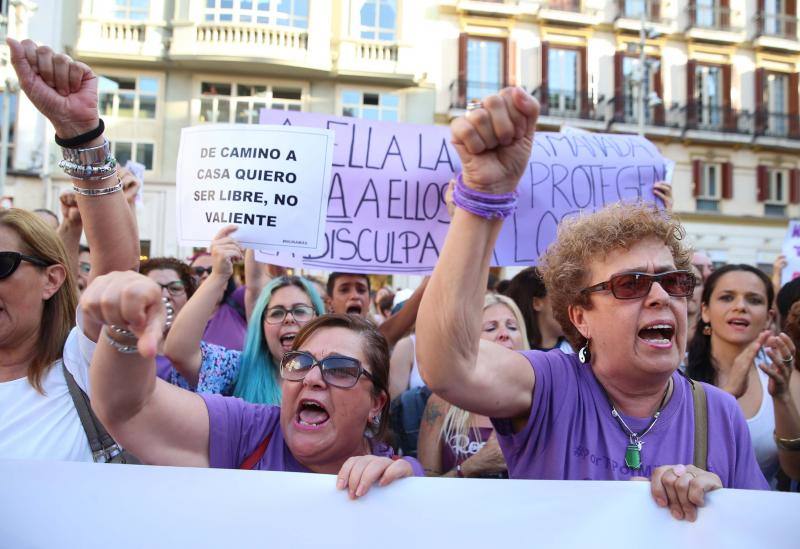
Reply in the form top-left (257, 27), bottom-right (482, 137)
top-left (0, 251), bottom-right (50, 279)
top-left (280, 350), bottom-right (375, 389)
top-left (193, 266), bottom-right (212, 276)
top-left (581, 270), bottom-right (696, 300)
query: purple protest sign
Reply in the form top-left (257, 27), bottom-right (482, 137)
top-left (257, 110), bottom-right (665, 274)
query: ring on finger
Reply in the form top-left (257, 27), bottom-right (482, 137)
top-left (782, 355), bottom-right (794, 364)
top-left (466, 100), bottom-right (483, 112)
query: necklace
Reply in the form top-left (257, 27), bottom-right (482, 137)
top-left (602, 379), bottom-right (672, 471)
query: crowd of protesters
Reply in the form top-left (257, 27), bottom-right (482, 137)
top-left (1, 37), bottom-right (799, 523)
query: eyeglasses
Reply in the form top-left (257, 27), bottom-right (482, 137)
top-left (264, 304), bottom-right (315, 325)
top-left (0, 251), bottom-right (50, 279)
top-left (156, 280), bottom-right (186, 296)
top-left (193, 266), bottom-right (212, 277)
top-left (581, 270), bottom-right (696, 300)
top-left (78, 261), bottom-right (91, 274)
top-left (280, 350), bottom-right (375, 389)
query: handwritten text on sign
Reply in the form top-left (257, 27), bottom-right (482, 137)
top-left (176, 124), bottom-right (334, 250)
top-left (781, 220), bottom-right (800, 286)
top-left (257, 111), bottom-right (667, 273)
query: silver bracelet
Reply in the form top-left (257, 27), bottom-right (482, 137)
top-left (163, 297), bottom-right (175, 330)
top-left (72, 176), bottom-right (123, 197)
top-left (103, 326), bottom-right (139, 354)
top-left (60, 138), bottom-right (118, 180)
top-left (60, 158), bottom-right (118, 180)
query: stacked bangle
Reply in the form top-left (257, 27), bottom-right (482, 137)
top-left (104, 325), bottom-right (139, 354)
top-left (452, 173), bottom-right (518, 220)
top-left (59, 138), bottom-right (118, 181)
top-left (774, 431), bottom-right (800, 451)
top-left (72, 173), bottom-right (123, 197)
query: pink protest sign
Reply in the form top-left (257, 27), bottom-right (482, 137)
top-left (257, 110), bottom-right (666, 274)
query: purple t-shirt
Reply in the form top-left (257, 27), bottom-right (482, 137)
top-left (491, 350), bottom-right (768, 489)
top-left (201, 393), bottom-right (424, 475)
top-left (202, 286), bottom-right (248, 351)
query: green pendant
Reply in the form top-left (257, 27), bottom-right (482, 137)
top-left (625, 443), bottom-right (642, 470)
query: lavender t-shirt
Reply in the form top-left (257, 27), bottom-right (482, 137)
top-left (202, 286), bottom-right (248, 351)
top-left (491, 350), bottom-right (768, 489)
top-left (201, 393), bottom-right (424, 475)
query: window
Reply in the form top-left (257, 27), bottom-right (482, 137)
top-left (465, 38), bottom-right (505, 103)
top-left (360, 0), bottom-right (396, 41)
top-left (547, 47), bottom-right (580, 115)
top-left (766, 72), bottom-right (790, 136)
top-left (696, 162), bottom-right (721, 212)
top-left (204, 0), bottom-right (309, 28)
top-left (695, 65), bottom-right (722, 129)
top-left (114, 0), bottom-right (150, 20)
top-left (622, 56), bottom-right (658, 123)
top-left (767, 169), bottom-right (789, 217)
top-left (341, 90), bottom-right (399, 121)
top-left (693, 0), bottom-right (720, 28)
top-left (199, 82), bottom-right (302, 124)
top-left (623, 0), bottom-right (658, 19)
top-left (99, 75), bottom-right (158, 119)
top-left (112, 141), bottom-right (155, 170)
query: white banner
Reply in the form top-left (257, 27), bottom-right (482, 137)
top-left (176, 124), bottom-right (334, 250)
top-left (1, 459), bottom-right (797, 549)
top-left (781, 220), bottom-right (800, 286)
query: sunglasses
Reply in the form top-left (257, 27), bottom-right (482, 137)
top-left (581, 270), bottom-right (696, 300)
top-left (280, 350), bottom-right (375, 389)
top-left (156, 280), bottom-right (186, 296)
top-left (264, 304), bottom-right (315, 325)
top-left (193, 266), bottom-right (212, 276)
top-left (0, 251), bottom-right (50, 279)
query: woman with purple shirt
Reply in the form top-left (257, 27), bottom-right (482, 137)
top-left (81, 270), bottom-right (422, 497)
top-left (416, 87), bottom-right (768, 522)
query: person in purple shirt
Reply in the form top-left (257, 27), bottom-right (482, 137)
top-left (82, 270), bottom-right (421, 497)
top-left (416, 87), bottom-right (768, 523)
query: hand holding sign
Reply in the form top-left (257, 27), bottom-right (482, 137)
top-left (450, 88), bottom-right (539, 195)
top-left (209, 225), bottom-right (244, 280)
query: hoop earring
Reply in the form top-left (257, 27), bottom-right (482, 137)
top-left (578, 341), bottom-right (591, 364)
top-left (702, 324), bottom-right (712, 336)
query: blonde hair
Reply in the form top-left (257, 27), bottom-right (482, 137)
top-left (0, 209), bottom-right (77, 393)
top-left (440, 293), bottom-right (530, 460)
top-left (538, 202), bottom-right (690, 351)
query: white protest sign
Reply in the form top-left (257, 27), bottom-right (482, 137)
top-left (781, 220), bottom-right (800, 286)
top-left (176, 124), bottom-right (334, 250)
top-left (124, 159), bottom-right (146, 206)
top-left (1, 459), bottom-right (798, 549)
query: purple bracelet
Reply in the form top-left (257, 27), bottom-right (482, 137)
top-left (452, 173), bottom-right (518, 219)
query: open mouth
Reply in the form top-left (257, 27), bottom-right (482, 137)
top-left (346, 305), bottom-right (363, 315)
top-left (279, 333), bottom-right (296, 349)
top-left (296, 399), bottom-right (330, 429)
top-left (637, 323), bottom-right (675, 346)
top-left (728, 318), bottom-right (750, 329)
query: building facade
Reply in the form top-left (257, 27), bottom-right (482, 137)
top-left (2, 0), bottom-right (795, 274)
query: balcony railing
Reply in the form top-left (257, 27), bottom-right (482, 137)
top-left (533, 87), bottom-right (604, 121)
top-left (617, 0), bottom-right (664, 23)
top-left (545, 0), bottom-right (581, 12)
top-left (100, 21), bottom-right (146, 43)
top-left (684, 104), bottom-right (751, 134)
top-left (449, 79), bottom-right (509, 109)
top-left (193, 23), bottom-right (308, 52)
top-left (754, 110), bottom-right (800, 139)
top-left (356, 40), bottom-right (398, 62)
top-left (686, 4), bottom-right (739, 32)
top-left (754, 13), bottom-right (799, 41)
top-left (611, 94), bottom-right (670, 127)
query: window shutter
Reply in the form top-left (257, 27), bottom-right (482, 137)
top-left (458, 33), bottom-right (468, 107)
top-left (686, 60), bottom-right (697, 128)
top-left (722, 162), bottom-right (733, 199)
top-left (692, 159), bottom-right (702, 197)
top-left (653, 57), bottom-right (664, 125)
top-left (579, 45), bottom-right (589, 118)
top-left (614, 51), bottom-right (624, 121)
top-left (790, 72), bottom-right (799, 137)
top-left (787, 0), bottom-right (797, 37)
top-left (719, 0), bottom-right (730, 28)
top-left (540, 41), bottom-right (549, 114)
top-left (651, 0), bottom-right (660, 20)
top-left (757, 165), bottom-right (769, 202)
top-left (755, 68), bottom-right (766, 134)
top-left (791, 168), bottom-right (800, 204)
top-left (722, 64), bottom-right (734, 130)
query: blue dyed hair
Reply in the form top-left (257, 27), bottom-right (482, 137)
top-left (232, 276), bottom-right (326, 404)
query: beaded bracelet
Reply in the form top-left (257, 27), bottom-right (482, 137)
top-left (104, 326), bottom-right (139, 354)
top-left (451, 173), bottom-right (518, 220)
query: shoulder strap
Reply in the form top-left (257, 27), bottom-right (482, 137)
top-left (691, 380), bottom-right (708, 470)
top-left (239, 434), bottom-right (272, 470)
top-left (62, 364), bottom-right (122, 463)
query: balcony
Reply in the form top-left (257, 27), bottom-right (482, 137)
top-left (682, 104), bottom-right (754, 144)
top-left (335, 38), bottom-right (416, 84)
top-left (74, 17), bottom-right (167, 62)
top-left (614, 0), bottom-right (676, 34)
top-left (754, 110), bottom-right (800, 140)
top-left (455, 0), bottom-right (526, 17)
top-left (533, 87), bottom-right (607, 129)
top-left (684, 4), bottom-right (745, 44)
top-left (449, 79), bottom-right (509, 112)
top-left (538, 0), bottom-right (600, 26)
top-left (170, 21), bottom-right (327, 74)
top-left (753, 13), bottom-right (800, 53)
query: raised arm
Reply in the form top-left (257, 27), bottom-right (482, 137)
top-left (379, 277), bottom-right (428, 348)
top-left (8, 38), bottom-right (139, 339)
top-left (164, 225), bottom-right (242, 386)
top-left (56, 190), bottom-right (83, 285)
top-left (416, 88), bottom-right (538, 419)
top-left (244, 249), bottom-right (275, 321)
top-left (83, 271), bottom-right (210, 466)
